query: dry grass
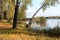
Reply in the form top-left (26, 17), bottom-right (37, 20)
top-left (0, 23), bottom-right (60, 40)
top-left (0, 27), bottom-right (59, 40)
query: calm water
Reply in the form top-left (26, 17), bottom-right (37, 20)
top-left (30, 19), bottom-right (60, 30)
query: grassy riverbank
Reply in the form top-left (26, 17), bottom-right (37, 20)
top-left (0, 20), bottom-right (60, 40)
top-left (0, 25), bottom-right (59, 40)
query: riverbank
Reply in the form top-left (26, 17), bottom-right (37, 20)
top-left (0, 26), bottom-right (59, 40)
top-left (0, 20), bottom-right (60, 40)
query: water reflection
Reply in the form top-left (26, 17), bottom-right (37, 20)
top-left (31, 19), bottom-right (60, 30)
top-left (47, 19), bottom-right (60, 28)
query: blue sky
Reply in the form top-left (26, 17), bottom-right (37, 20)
top-left (26, 0), bottom-right (60, 18)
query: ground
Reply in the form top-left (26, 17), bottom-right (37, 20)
top-left (0, 23), bottom-right (60, 40)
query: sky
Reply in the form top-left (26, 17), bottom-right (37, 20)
top-left (26, 0), bottom-right (60, 18)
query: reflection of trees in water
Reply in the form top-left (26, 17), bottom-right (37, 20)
top-left (56, 20), bottom-right (60, 27)
top-left (31, 22), bottom-right (47, 30)
top-left (39, 17), bottom-right (46, 27)
top-left (30, 17), bottom-right (47, 30)
top-left (31, 19), bottom-right (60, 30)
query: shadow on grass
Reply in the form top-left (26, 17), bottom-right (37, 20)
top-left (0, 27), bottom-right (60, 38)
top-left (0, 27), bottom-right (41, 35)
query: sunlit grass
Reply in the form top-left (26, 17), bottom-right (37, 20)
top-left (0, 26), bottom-right (59, 40)
top-left (0, 21), bottom-right (60, 40)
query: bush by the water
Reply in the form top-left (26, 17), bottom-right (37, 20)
top-left (37, 26), bottom-right (60, 37)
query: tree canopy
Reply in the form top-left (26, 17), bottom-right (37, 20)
top-left (42, 0), bottom-right (59, 11)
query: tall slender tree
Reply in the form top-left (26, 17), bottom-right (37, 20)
top-left (13, 0), bottom-right (20, 28)
top-left (26, 0), bottom-right (59, 28)
top-left (13, 0), bottom-right (31, 28)
top-left (26, 3), bottom-right (45, 28)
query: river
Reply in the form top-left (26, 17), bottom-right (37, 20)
top-left (30, 19), bottom-right (60, 30)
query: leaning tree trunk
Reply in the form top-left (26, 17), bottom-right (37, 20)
top-left (26, 3), bottom-right (45, 28)
top-left (13, 0), bottom-right (20, 28)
